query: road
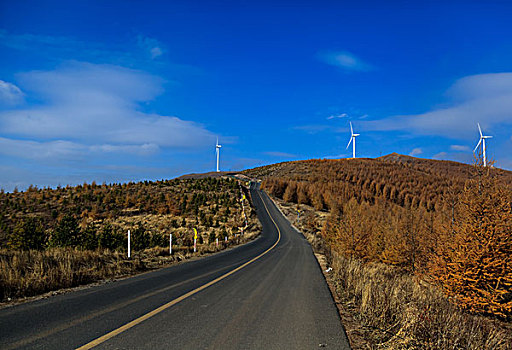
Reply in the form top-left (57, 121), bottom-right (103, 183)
top-left (0, 185), bottom-right (350, 349)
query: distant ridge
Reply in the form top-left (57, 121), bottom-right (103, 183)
top-left (377, 152), bottom-right (419, 164)
top-left (177, 171), bottom-right (236, 180)
top-left (376, 152), bottom-right (512, 180)
top-left (378, 152), bottom-right (461, 166)
top-left (244, 153), bottom-right (512, 185)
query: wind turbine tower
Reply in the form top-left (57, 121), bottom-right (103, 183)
top-left (216, 138), bottom-right (222, 172)
top-left (473, 123), bottom-right (492, 167)
top-left (346, 122), bottom-right (360, 158)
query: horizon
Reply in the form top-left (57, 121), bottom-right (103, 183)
top-left (4, 152), bottom-right (504, 193)
top-left (1, 1), bottom-right (512, 191)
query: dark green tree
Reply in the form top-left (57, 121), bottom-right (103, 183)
top-left (8, 217), bottom-right (46, 250)
top-left (150, 233), bottom-right (165, 248)
top-left (98, 224), bottom-right (124, 250)
top-left (132, 225), bottom-right (150, 251)
top-left (50, 215), bottom-right (81, 247)
top-left (81, 224), bottom-right (98, 250)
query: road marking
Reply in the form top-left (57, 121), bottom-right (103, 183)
top-left (76, 190), bottom-right (281, 350)
top-left (4, 262), bottom-right (244, 350)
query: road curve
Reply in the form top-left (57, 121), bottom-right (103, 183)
top-left (0, 185), bottom-right (350, 349)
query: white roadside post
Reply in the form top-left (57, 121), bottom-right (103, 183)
top-left (193, 228), bottom-right (197, 253)
top-left (169, 233), bottom-right (172, 255)
top-left (225, 236), bottom-right (228, 242)
top-left (127, 229), bottom-right (131, 258)
top-left (216, 237), bottom-right (218, 247)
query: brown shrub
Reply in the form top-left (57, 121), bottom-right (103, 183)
top-left (430, 166), bottom-right (512, 318)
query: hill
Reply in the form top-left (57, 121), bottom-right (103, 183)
top-left (245, 154), bottom-right (512, 319)
top-left (177, 171), bottom-right (236, 180)
top-left (0, 177), bottom-right (260, 301)
top-left (245, 154), bottom-right (512, 212)
top-left (378, 152), bottom-right (512, 180)
top-left (0, 177), bottom-right (257, 250)
top-left (244, 154), bottom-right (512, 347)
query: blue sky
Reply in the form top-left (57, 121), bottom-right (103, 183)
top-left (1, 1), bottom-right (512, 190)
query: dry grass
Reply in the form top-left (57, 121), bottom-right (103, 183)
top-left (0, 248), bottom-right (145, 301)
top-left (272, 196), bottom-right (511, 350)
top-left (330, 254), bottom-right (511, 349)
top-left (0, 228), bottom-right (260, 303)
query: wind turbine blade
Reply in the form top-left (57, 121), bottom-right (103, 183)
top-left (346, 137), bottom-right (353, 149)
top-left (478, 123), bottom-right (483, 137)
top-left (350, 122), bottom-right (354, 136)
top-left (473, 138), bottom-right (482, 153)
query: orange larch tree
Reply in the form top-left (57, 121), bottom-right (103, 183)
top-left (431, 165), bottom-right (512, 318)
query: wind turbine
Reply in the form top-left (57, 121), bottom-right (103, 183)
top-left (216, 138), bottom-right (222, 172)
top-left (473, 123), bottom-right (492, 167)
top-left (346, 122), bottom-right (360, 158)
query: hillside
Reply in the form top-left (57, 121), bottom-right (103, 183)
top-left (248, 153), bottom-right (512, 182)
top-left (245, 154), bottom-right (512, 347)
top-left (245, 154), bottom-right (512, 212)
top-left (0, 177), bottom-right (260, 301)
top-left (177, 171), bottom-right (236, 180)
top-left (378, 152), bottom-right (512, 181)
top-left (246, 155), bottom-right (512, 318)
top-left (0, 177), bottom-right (257, 249)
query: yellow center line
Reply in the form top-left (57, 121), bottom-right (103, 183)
top-left (76, 190), bottom-right (281, 350)
top-left (4, 262), bottom-right (244, 350)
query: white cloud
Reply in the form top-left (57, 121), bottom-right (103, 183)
top-left (365, 73), bottom-right (512, 139)
top-left (89, 143), bottom-right (159, 155)
top-left (0, 80), bottom-right (24, 105)
top-left (450, 144), bottom-right (470, 151)
top-left (150, 47), bottom-right (163, 59)
top-left (0, 137), bottom-right (85, 160)
top-left (446, 73), bottom-right (512, 102)
top-left (327, 113), bottom-right (347, 120)
top-left (137, 35), bottom-right (164, 59)
top-left (409, 148), bottom-right (423, 156)
top-left (319, 51), bottom-right (373, 71)
top-left (321, 153), bottom-right (347, 159)
top-left (0, 137), bottom-right (160, 161)
top-left (0, 62), bottom-right (215, 159)
top-left (433, 151), bottom-right (448, 160)
top-left (431, 151), bottom-right (475, 164)
top-left (264, 151), bottom-right (297, 158)
top-left (17, 61), bottom-right (163, 104)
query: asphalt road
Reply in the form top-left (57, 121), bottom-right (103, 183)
top-left (0, 185), bottom-right (350, 349)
